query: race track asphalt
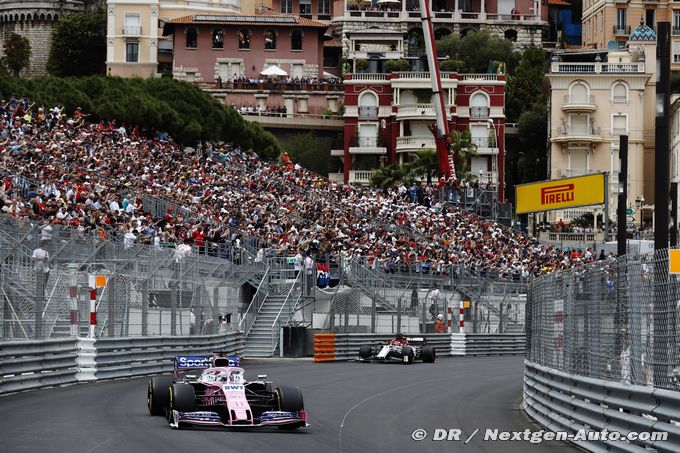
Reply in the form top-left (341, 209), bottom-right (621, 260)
top-left (0, 356), bottom-right (577, 453)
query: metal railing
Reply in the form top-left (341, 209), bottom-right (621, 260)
top-left (358, 106), bottom-right (378, 117)
top-left (524, 360), bottom-right (677, 452)
top-left (237, 267), bottom-right (270, 336)
top-left (0, 214), bottom-right (259, 340)
top-left (270, 271), bottom-right (303, 354)
top-left (358, 136), bottom-right (378, 147)
top-left (470, 106), bottom-right (489, 119)
top-left (122, 25), bottom-right (142, 36)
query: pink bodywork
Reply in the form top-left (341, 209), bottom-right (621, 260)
top-left (199, 366), bottom-right (253, 425)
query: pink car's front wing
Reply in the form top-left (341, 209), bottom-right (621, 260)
top-left (169, 409), bottom-right (307, 428)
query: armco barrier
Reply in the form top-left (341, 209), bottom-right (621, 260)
top-left (0, 339), bottom-right (80, 395)
top-left (451, 333), bottom-right (525, 356)
top-left (524, 360), bottom-right (680, 452)
top-left (314, 333), bottom-right (452, 361)
top-left (94, 333), bottom-right (244, 379)
top-left (0, 332), bottom-right (244, 395)
top-left (313, 334), bottom-right (336, 362)
top-left (94, 332), bottom-right (245, 380)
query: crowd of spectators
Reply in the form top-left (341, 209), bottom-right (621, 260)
top-left (0, 97), bottom-right (608, 282)
top-left (237, 105), bottom-right (288, 116)
top-left (227, 75), bottom-right (340, 85)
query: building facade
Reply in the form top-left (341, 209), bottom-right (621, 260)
top-left (106, 0), bottom-right (256, 77)
top-left (335, 70), bottom-right (506, 199)
top-left (546, 24), bottom-right (656, 227)
top-left (164, 14), bottom-right (343, 114)
top-left (581, 0), bottom-right (680, 71)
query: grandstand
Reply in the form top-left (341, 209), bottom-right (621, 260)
top-left (0, 99), bottom-right (605, 354)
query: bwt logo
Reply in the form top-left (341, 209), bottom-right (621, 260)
top-left (541, 184), bottom-right (575, 205)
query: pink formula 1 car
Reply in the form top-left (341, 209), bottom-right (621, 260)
top-left (147, 354), bottom-right (306, 430)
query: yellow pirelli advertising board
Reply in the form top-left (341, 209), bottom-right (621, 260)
top-left (515, 173), bottom-right (606, 214)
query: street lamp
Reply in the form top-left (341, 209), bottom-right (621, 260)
top-left (487, 118), bottom-right (499, 199)
top-left (636, 195), bottom-right (645, 233)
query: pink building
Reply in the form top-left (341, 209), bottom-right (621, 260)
top-left (164, 15), bottom-right (345, 115)
top-left (164, 15), bottom-right (329, 83)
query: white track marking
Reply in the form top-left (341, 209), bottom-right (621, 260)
top-left (338, 376), bottom-right (449, 452)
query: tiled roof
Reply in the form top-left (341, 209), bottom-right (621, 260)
top-left (167, 14), bottom-right (328, 28)
top-left (547, 0), bottom-right (571, 6)
top-left (630, 23), bottom-right (656, 42)
top-left (324, 39), bottom-right (342, 47)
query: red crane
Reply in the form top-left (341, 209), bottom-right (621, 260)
top-left (418, 0), bottom-right (455, 181)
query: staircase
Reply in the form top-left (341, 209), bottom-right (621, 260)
top-left (242, 295), bottom-right (288, 358)
top-left (240, 263), bottom-right (303, 358)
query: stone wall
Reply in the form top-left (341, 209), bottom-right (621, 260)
top-left (0, 1), bottom-right (84, 77)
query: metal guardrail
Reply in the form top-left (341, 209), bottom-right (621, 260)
top-left (95, 332), bottom-right (244, 380)
top-left (330, 333), bottom-right (452, 361)
top-left (524, 360), bottom-right (679, 452)
top-left (0, 338), bottom-right (79, 394)
top-left (313, 333), bottom-right (522, 361)
top-left (450, 333), bottom-right (525, 356)
top-left (0, 333), bottom-right (244, 394)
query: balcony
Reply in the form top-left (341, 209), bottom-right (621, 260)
top-left (552, 126), bottom-right (603, 143)
top-left (562, 95), bottom-right (597, 112)
top-left (461, 74), bottom-right (501, 82)
top-left (395, 136), bottom-right (435, 153)
top-left (327, 171), bottom-right (376, 185)
top-left (613, 25), bottom-right (631, 36)
top-left (470, 106), bottom-right (489, 119)
top-left (349, 137), bottom-right (387, 155)
top-left (550, 62), bottom-right (645, 74)
top-left (345, 73), bottom-right (389, 83)
top-left (359, 106), bottom-right (378, 118)
top-left (471, 136), bottom-right (498, 155)
top-left (345, 9), bottom-right (401, 19)
top-left (122, 25), bottom-right (142, 36)
top-left (348, 170), bottom-right (375, 184)
top-left (485, 13), bottom-right (541, 22)
top-left (396, 103), bottom-right (452, 120)
top-left (674, 26), bottom-right (680, 36)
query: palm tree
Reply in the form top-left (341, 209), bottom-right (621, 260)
top-left (449, 130), bottom-right (477, 181)
top-left (408, 148), bottom-right (439, 185)
top-left (369, 163), bottom-right (413, 190)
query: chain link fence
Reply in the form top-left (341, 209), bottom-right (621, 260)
top-left (527, 249), bottom-right (680, 390)
top-left (0, 215), bottom-right (251, 340)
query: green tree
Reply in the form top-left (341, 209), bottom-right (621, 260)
top-left (449, 130), bottom-right (477, 180)
top-left (1, 33), bottom-right (31, 76)
top-left (284, 132), bottom-right (333, 176)
top-left (516, 102), bottom-right (548, 183)
top-left (47, 10), bottom-right (106, 76)
top-left (370, 164), bottom-right (414, 190)
top-left (409, 148), bottom-right (439, 185)
top-left (505, 46), bottom-right (546, 122)
top-left (0, 73), bottom-right (281, 156)
top-left (436, 30), bottom-right (518, 74)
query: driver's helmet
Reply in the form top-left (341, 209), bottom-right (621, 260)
top-left (437, 314), bottom-right (443, 320)
top-left (217, 371), bottom-right (230, 382)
